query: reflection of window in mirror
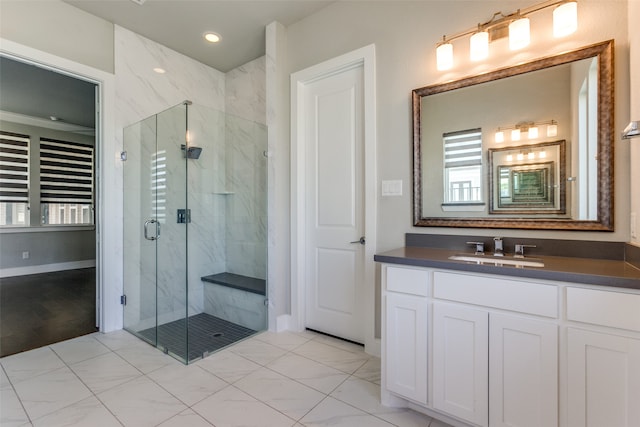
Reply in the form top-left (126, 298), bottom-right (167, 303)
top-left (443, 129), bottom-right (483, 204)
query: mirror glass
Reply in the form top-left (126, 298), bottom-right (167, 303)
top-left (413, 40), bottom-right (614, 230)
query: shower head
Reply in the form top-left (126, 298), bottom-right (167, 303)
top-left (181, 144), bottom-right (202, 159)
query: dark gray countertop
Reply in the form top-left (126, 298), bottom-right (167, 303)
top-left (375, 246), bottom-right (640, 290)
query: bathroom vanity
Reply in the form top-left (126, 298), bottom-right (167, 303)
top-left (375, 239), bottom-right (640, 427)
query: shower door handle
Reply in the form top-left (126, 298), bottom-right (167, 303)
top-left (144, 219), bottom-right (159, 241)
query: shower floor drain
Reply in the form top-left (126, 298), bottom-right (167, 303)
top-left (210, 332), bottom-right (224, 338)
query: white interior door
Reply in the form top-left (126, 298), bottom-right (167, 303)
top-left (302, 64), bottom-right (365, 343)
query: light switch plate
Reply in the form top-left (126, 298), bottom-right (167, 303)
top-left (382, 180), bottom-right (402, 196)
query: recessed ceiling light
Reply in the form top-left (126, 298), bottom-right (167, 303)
top-left (204, 32), bottom-right (221, 43)
top-left (153, 67), bottom-right (166, 74)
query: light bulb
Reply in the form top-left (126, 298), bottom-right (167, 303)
top-left (509, 17), bottom-right (530, 50)
top-left (539, 150), bottom-right (547, 159)
top-left (511, 129), bottom-right (521, 141)
top-left (528, 126), bottom-right (539, 139)
top-left (470, 31), bottom-right (489, 61)
top-left (436, 42), bottom-right (453, 71)
top-left (495, 131), bottom-right (505, 143)
top-left (517, 153), bottom-right (524, 161)
top-left (506, 154), bottom-right (513, 161)
top-left (528, 152), bottom-right (535, 160)
top-left (554, 2), bottom-right (577, 38)
top-left (547, 123), bottom-right (558, 137)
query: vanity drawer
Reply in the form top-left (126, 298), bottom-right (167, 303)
top-left (433, 271), bottom-right (558, 318)
top-left (386, 266), bottom-right (430, 296)
top-left (566, 287), bottom-right (640, 332)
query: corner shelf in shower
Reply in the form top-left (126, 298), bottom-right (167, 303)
top-left (201, 272), bottom-right (266, 296)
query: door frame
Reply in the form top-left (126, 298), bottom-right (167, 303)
top-left (0, 38), bottom-right (118, 332)
top-left (290, 44), bottom-right (378, 356)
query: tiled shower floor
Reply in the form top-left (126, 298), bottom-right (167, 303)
top-left (137, 313), bottom-right (258, 363)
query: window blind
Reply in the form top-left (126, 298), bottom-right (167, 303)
top-left (0, 131), bottom-right (30, 203)
top-left (40, 138), bottom-right (94, 204)
top-left (443, 129), bottom-right (483, 169)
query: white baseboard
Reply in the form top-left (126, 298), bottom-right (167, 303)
top-left (276, 314), bottom-right (292, 332)
top-left (0, 260), bottom-right (96, 278)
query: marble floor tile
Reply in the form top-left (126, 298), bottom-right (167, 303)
top-left (157, 409), bottom-right (213, 427)
top-left (147, 363), bottom-right (227, 406)
top-left (1, 384), bottom-right (30, 427)
top-left (31, 396), bottom-right (121, 427)
top-left (192, 385), bottom-right (296, 427)
top-left (70, 352), bottom-right (141, 394)
top-left (266, 353), bottom-right (349, 394)
top-left (1, 329), bottom-right (454, 427)
top-left (353, 357), bottom-right (382, 384)
top-left (195, 348), bottom-right (261, 383)
top-left (93, 329), bottom-right (145, 351)
top-left (115, 341), bottom-right (179, 374)
top-left (0, 346), bottom-right (65, 384)
top-left (292, 340), bottom-right (369, 374)
top-left (12, 366), bottom-right (91, 421)
top-left (98, 376), bottom-right (187, 427)
top-left (299, 396), bottom-right (394, 427)
top-left (227, 338), bottom-right (288, 366)
top-left (252, 331), bottom-right (312, 351)
top-left (234, 367), bottom-right (326, 420)
top-left (50, 335), bottom-right (111, 365)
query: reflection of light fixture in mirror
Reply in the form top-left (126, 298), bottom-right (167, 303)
top-left (517, 152), bottom-right (524, 161)
top-left (495, 130), bottom-right (505, 143)
top-left (509, 15), bottom-right (530, 50)
top-left (528, 126), bottom-right (539, 139)
top-left (506, 154), bottom-right (514, 161)
top-left (434, 0), bottom-right (578, 71)
top-left (547, 121), bottom-right (558, 137)
top-left (436, 38), bottom-right (454, 70)
top-left (511, 129), bottom-right (521, 141)
top-left (539, 150), bottom-right (547, 158)
top-left (528, 151), bottom-right (535, 160)
top-left (495, 119), bottom-right (556, 142)
top-left (553, 1), bottom-right (578, 38)
top-left (621, 121), bottom-right (639, 139)
top-left (470, 29), bottom-right (489, 61)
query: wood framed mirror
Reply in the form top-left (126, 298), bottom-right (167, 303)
top-left (413, 40), bottom-right (614, 230)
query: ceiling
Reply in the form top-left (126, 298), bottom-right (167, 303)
top-left (0, 0), bottom-right (332, 132)
top-left (65, 0), bottom-right (334, 72)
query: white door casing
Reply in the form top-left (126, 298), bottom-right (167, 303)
top-left (291, 44), bottom-right (377, 353)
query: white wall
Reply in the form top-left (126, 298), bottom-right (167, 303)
top-left (280, 0), bottom-right (631, 253)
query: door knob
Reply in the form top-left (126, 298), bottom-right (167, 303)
top-left (350, 236), bottom-right (366, 245)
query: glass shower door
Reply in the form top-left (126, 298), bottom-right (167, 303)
top-left (123, 103), bottom-right (189, 363)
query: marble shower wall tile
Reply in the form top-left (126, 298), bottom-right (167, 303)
top-left (225, 56), bottom-right (266, 125)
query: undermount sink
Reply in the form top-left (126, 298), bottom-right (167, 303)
top-left (448, 254), bottom-right (545, 268)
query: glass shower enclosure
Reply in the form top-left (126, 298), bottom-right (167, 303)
top-left (123, 101), bottom-right (267, 364)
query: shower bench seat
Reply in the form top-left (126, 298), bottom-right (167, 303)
top-left (200, 272), bottom-right (266, 295)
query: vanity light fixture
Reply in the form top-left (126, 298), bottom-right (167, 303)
top-left (494, 119), bottom-right (557, 142)
top-left (435, 0), bottom-right (578, 71)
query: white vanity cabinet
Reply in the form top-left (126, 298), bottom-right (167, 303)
top-left (383, 266), bottom-right (429, 405)
top-left (565, 287), bottom-right (640, 427)
top-left (382, 263), bottom-right (640, 427)
top-left (432, 271), bottom-right (558, 427)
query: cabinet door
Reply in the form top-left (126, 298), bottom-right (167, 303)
top-left (489, 313), bottom-right (558, 427)
top-left (385, 292), bottom-right (428, 404)
top-left (433, 302), bottom-right (489, 427)
top-left (567, 328), bottom-right (640, 427)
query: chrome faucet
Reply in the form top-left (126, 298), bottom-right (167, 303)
top-left (514, 244), bottom-right (536, 258)
top-left (467, 241), bottom-right (485, 255)
top-left (493, 237), bottom-right (504, 256)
